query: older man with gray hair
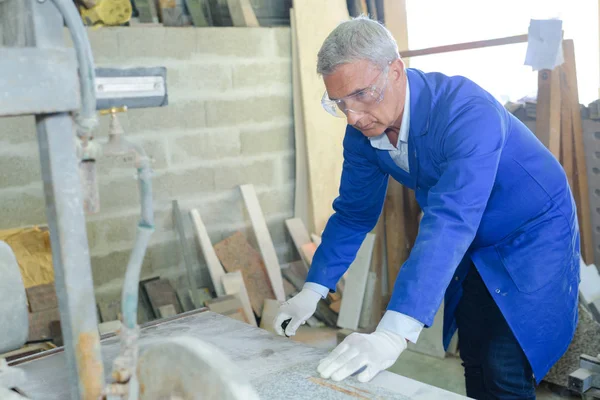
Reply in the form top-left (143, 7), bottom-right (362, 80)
top-left (274, 16), bottom-right (579, 400)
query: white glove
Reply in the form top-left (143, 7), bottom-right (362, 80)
top-left (317, 329), bottom-right (407, 382)
top-left (273, 288), bottom-right (321, 337)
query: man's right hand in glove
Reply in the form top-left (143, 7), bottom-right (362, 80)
top-left (273, 287), bottom-right (322, 337)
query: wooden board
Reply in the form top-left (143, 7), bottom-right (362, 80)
top-left (26, 283), bottom-right (57, 313)
top-left (559, 66), bottom-right (574, 189)
top-left (383, 0), bottom-right (408, 65)
top-left (358, 271), bottom-right (377, 330)
top-left (134, 0), bottom-right (158, 23)
top-left (384, 179), bottom-right (420, 294)
top-left (535, 69), bottom-right (561, 159)
top-left (158, 304), bottom-right (177, 318)
top-left (226, 0), bottom-right (259, 27)
top-left (213, 231), bottom-right (276, 317)
top-left (239, 184), bottom-right (286, 302)
top-left (294, 0), bottom-right (349, 234)
top-left (285, 218), bottom-right (312, 271)
top-left (184, 0), bottom-right (209, 26)
top-left (283, 278), bottom-right (297, 298)
top-left (143, 278), bottom-right (183, 316)
top-left (222, 271), bottom-right (258, 326)
top-left (562, 39), bottom-right (594, 263)
top-left (172, 200), bottom-right (197, 290)
top-left (329, 300), bottom-right (341, 313)
top-left (290, 8), bottom-right (313, 232)
top-left (259, 298), bottom-right (280, 333)
top-left (28, 307), bottom-right (60, 342)
top-left (301, 242), bottom-right (317, 266)
top-left (190, 209), bottom-right (226, 297)
top-left (337, 233), bottom-right (376, 330)
top-left (205, 294), bottom-right (247, 324)
top-left (281, 260), bottom-right (308, 291)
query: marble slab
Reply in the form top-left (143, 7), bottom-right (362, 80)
top-left (16, 311), bottom-right (468, 399)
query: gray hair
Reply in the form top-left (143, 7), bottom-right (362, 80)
top-left (317, 15), bottom-right (400, 75)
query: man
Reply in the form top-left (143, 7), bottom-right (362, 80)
top-left (274, 16), bottom-right (580, 399)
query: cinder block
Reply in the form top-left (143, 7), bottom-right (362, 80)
top-left (91, 248), bottom-right (133, 287)
top-left (97, 137), bottom-right (169, 176)
top-left (0, 189), bottom-right (46, 229)
top-left (117, 27), bottom-right (197, 60)
top-left (169, 64), bottom-right (232, 93)
top-left (214, 159), bottom-right (275, 190)
top-left (240, 125), bottom-right (294, 154)
top-left (97, 176), bottom-right (143, 212)
top-left (194, 194), bottom-right (245, 227)
top-left (257, 188), bottom-right (294, 216)
top-left (0, 152), bottom-right (41, 188)
top-left (231, 60), bottom-right (291, 89)
top-left (80, 28), bottom-right (121, 62)
top-left (153, 166), bottom-right (216, 199)
top-left (196, 28), bottom-right (275, 58)
top-left (273, 27), bottom-right (292, 58)
top-left (127, 100), bottom-right (206, 133)
top-left (170, 130), bottom-right (240, 163)
top-left (205, 95), bottom-right (292, 127)
top-left (0, 116), bottom-right (36, 143)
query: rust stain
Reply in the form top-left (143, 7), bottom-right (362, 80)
top-left (347, 385), bottom-right (374, 395)
top-left (75, 331), bottom-right (104, 400)
top-left (308, 377), bottom-right (371, 399)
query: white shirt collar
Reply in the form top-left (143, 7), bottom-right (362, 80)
top-left (368, 79), bottom-right (410, 150)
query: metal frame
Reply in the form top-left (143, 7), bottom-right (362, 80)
top-left (1, 1), bottom-right (104, 398)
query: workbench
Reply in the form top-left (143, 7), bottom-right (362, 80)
top-left (14, 311), bottom-right (467, 399)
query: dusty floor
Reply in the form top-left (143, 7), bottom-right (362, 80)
top-left (291, 326), bottom-right (579, 399)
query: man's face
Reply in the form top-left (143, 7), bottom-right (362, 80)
top-left (323, 59), bottom-right (406, 137)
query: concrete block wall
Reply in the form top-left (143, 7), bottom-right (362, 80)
top-left (0, 26), bottom-right (296, 310)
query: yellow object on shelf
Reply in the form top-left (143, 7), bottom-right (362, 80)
top-left (79, 0), bottom-right (132, 27)
top-left (0, 226), bottom-right (54, 289)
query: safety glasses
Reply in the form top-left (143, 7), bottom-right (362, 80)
top-left (321, 61), bottom-right (392, 118)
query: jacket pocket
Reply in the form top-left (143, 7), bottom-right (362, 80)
top-left (495, 207), bottom-right (573, 294)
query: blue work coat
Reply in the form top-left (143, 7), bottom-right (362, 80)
top-left (306, 68), bottom-right (580, 382)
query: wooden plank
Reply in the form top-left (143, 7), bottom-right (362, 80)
top-left (283, 278), bottom-right (297, 298)
top-left (399, 34), bottom-right (529, 59)
top-left (26, 283), bottom-right (57, 313)
top-left (301, 242), bottom-right (317, 266)
top-left (259, 298), bottom-right (280, 333)
top-left (222, 271), bottom-right (258, 326)
top-left (285, 218), bottom-right (312, 271)
top-left (172, 200), bottom-right (197, 291)
top-left (28, 308), bottom-right (60, 342)
top-left (213, 231), bottom-right (276, 317)
top-left (535, 69), bottom-right (561, 158)
top-left (290, 8), bottom-right (313, 232)
top-left (358, 271), bottom-right (377, 330)
top-left (560, 66), bottom-right (574, 189)
top-left (143, 278), bottom-right (183, 316)
top-left (134, 0), bottom-right (158, 23)
top-left (205, 294), bottom-right (247, 323)
top-left (329, 300), bottom-right (341, 313)
top-left (239, 184), bottom-right (286, 302)
top-left (563, 39), bottom-right (594, 263)
top-left (383, 0), bottom-right (409, 65)
top-left (337, 233), bottom-right (376, 330)
top-left (226, 0), bottom-right (259, 27)
top-left (294, 0), bottom-right (349, 234)
top-left (158, 304), bottom-right (177, 318)
top-left (184, 0), bottom-right (210, 26)
top-left (281, 261), bottom-right (308, 291)
top-left (190, 209), bottom-right (226, 297)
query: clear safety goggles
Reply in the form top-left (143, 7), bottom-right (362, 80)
top-left (321, 61), bottom-right (392, 118)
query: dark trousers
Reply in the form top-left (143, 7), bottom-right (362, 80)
top-left (455, 265), bottom-right (536, 400)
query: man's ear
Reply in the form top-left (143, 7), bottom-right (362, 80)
top-left (391, 58), bottom-right (405, 83)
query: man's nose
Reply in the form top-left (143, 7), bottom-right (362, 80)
top-left (346, 110), bottom-right (361, 126)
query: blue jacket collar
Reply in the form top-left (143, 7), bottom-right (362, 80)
top-left (406, 68), bottom-right (431, 137)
